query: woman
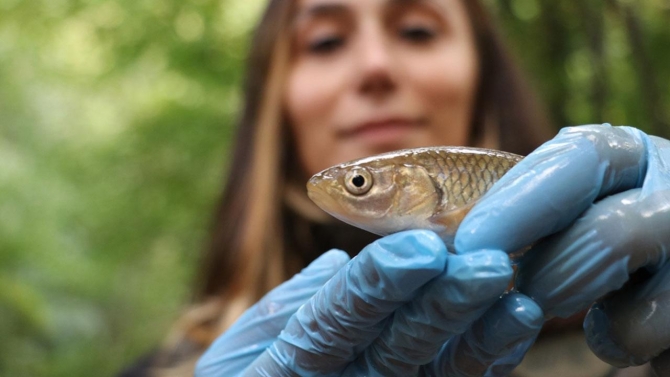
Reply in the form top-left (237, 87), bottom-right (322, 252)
top-left (124, 0), bottom-right (670, 376)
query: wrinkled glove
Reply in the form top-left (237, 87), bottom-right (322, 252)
top-left (456, 124), bottom-right (670, 375)
top-left (196, 230), bottom-right (543, 377)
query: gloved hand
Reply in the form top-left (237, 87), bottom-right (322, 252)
top-left (455, 124), bottom-right (670, 375)
top-left (196, 230), bottom-right (543, 377)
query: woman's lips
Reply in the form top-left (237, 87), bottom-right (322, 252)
top-left (338, 118), bottom-right (426, 144)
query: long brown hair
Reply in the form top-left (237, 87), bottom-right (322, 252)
top-left (157, 0), bottom-right (553, 371)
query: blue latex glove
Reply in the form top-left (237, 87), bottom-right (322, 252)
top-left (196, 230), bottom-right (543, 376)
top-left (455, 124), bottom-right (670, 374)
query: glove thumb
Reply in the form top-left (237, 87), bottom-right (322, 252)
top-left (195, 249), bottom-right (350, 376)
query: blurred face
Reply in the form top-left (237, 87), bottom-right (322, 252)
top-left (285, 0), bottom-right (479, 176)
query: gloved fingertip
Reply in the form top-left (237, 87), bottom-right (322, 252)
top-left (430, 250), bottom-right (513, 314)
top-left (455, 206), bottom-right (535, 255)
top-left (301, 249), bottom-right (350, 276)
top-left (347, 230), bottom-right (447, 301)
top-left (474, 293), bottom-right (543, 355)
top-left (468, 294), bottom-right (542, 362)
top-left (465, 249), bottom-right (511, 268)
top-left (431, 293), bottom-right (542, 377)
top-left (449, 249), bottom-right (513, 283)
top-left (496, 293), bottom-right (545, 337)
top-left (584, 303), bottom-right (632, 367)
top-left (454, 212), bottom-right (495, 253)
top-left (274, 250), bottom-right (350, 295)
top-left (373, 229), bottom-right (447, 267)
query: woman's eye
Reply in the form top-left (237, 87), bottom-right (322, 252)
top-left (308, 36), bottom-right (345, 54)
top-left (399, 26), bottom-right (435, 43)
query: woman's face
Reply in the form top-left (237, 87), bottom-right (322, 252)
top-left (285, 0), bottom-right (479, 176)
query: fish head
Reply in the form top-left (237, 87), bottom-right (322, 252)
top-left (306, 156), bottom-right (440, 236)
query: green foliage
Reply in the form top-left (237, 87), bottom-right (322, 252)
top-left (0, 0), bottom-right (669, 376)
top-left (0, 0), bottom-right (263, 375)
top-left (488, 0), bottom-right (670, 135)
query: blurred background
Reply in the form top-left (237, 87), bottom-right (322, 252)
top-left (0, 0), bottom-right (668, 375)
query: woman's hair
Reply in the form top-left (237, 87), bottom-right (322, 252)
top-left (153, 0), bottom-right (554, 372)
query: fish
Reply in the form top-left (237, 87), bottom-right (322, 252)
top-left (306, 146), bottom-right (523, 250)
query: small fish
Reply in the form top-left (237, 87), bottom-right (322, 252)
top-left (306, 146), bottom-right (522, 249)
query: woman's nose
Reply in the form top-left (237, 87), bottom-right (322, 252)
top-left (356, 25), bottom-right (397, 97)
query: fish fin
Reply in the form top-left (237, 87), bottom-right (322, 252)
top-left (429, 202), bottom-right (475, 229)
top-left (428, 202), bottom-right (476, 244)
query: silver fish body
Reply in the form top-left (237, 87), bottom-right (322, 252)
top-left (307, 146), bottom-right (522, 249)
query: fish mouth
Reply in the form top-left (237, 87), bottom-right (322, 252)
top-left (306, 177), bottom-right (371, 231)
top-left (306, 175), bottom-right (357, 225)
top-left (306, 176), bottom-right (337, 213)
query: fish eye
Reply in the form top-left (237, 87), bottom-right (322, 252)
top-left (344, 168), bottom-right (373, 195)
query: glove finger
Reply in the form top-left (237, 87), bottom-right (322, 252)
top-left (344, 250), bottom-right (513, 376)
top-left (195, 249), bottom-right (350, 376)
top-left (456, 124), bottom-right (647, 255)
top-left (426, 292), bottom-right (543, 377)
top-left (484, 337), bottom-right (538, 377)
top-left (247, 230), bottom-right (448, 377)
top-left (516, 188), bottom-right (670, 318)
top-left (584, 261), bottom-right (670, 367)
top-left (644, 135), bottom-right (670, 193)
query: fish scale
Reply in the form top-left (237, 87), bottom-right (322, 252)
top-left (424, 149), bottom-right (520, 210)
top-left (307, 146), bottom-right (523, 246)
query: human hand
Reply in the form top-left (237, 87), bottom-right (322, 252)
top-left (196, 230), bottom-right (543, 377)
top-left (456, 124), bottom-right (670, 373)
top-left (194, 249), bottom-right (350, 375)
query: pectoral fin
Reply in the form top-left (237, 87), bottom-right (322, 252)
top-left (428, 202), bottom-right (477, 250)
